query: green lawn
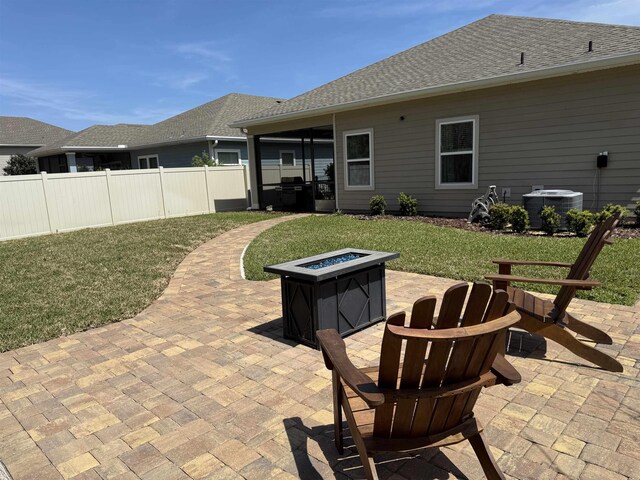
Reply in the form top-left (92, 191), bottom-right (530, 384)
top-left (0, 212), bottom-right (280, 352)
top-left (244, 215), bottom-right (640, 306)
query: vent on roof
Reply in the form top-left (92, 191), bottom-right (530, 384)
top-left (588, 40), bottom-right (593, 52)
top-left (519, 52), bottom-right (525, 65)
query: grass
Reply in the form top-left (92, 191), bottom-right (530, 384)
top-left (0, 212), bottom-right (281, 352)
top-left (244, 215), bottom-right (640, 306)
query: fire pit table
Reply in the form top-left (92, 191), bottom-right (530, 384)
top-left (264, 248), bottom-right (399, 348)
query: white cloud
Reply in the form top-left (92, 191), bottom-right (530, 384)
top-left (315, 0), bottom-right (640, 24)
top-left (171, 41), bottom-right (231, 62)
top-left (0, 77), bottom-right (179, 125)
top-left (152, 72), bottom-right (209, 90)
top-left (168, 41), bottom-right (237, 82)
top-left (318, 0), bottom-right (503, 18)
top-left (511, 0), bottom-right (640, 25)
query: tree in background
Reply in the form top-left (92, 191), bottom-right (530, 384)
top-left (192, 151), bottom-right (215, 167)
top-left (3, 154), bottom-right (37, 175)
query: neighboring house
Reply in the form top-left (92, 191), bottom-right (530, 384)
top-left (0, 117), bottom-right (73, 173)
top-left (232, 15), bottom-right (640, 215)
top-left (30, 93), bottom-right (333, 174)
top-left (31, 124), bottom-right (150, 173)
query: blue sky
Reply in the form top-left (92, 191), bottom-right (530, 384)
top-left (1, 0), bottom-right (639, 132)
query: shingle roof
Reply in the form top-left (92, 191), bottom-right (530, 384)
top-left (29, 93), bottom-right (283, 156)
top-left (0, 117), bottom-right (74, 146)
top-left (135, 93), bottom-right (283, 146)
top-left (234, 14), bottom-right (640, 125)
top-left (29, 124), bottom-right (150, 156)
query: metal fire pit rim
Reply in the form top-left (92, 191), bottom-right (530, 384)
top-left (263, 248), bottom-right (400, 282)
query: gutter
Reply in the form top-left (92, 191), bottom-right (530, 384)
top-left (62, 145), bottom-right (128, 150)
top-left (230, 52), bottom-right (640, 128)
top-left (125, 135), bottom-right (246, 150)
top-left (0, 144), bottom-right (44, 147)
top-left (30, 135), bottom-right (246, 157)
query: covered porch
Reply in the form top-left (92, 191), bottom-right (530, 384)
top-left (37, 150), bottom-right (132, 173)
top-left (248, 123), bottom-right (335, 213)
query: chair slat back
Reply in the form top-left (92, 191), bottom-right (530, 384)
top-left (554, 212), bottom-right (621, 315)
top-left (373, 282), bottom-right (513, 439)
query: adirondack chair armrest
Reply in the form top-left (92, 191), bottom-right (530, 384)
top-left (316, 329), bottom-right (385, 407)
top-left (492, 258), bottom-right (573, 268)
top-left (484, 274), bottom-right (601, 290)
top-left (490, 354), bottom-right (521, 386)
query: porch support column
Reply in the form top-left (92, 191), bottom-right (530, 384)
top-left (249, 135), bottom-right (263, 209)
top-left (310, 129), bottom-right (316, 204)
top-left (301, 137), bottom-right (306, 182)
top-left (66, 152), bottom-right (77, 173)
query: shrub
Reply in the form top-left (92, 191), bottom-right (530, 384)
top-left (192, 151), bottom-right (215, 167)
top-left (635, 201), bottom-right (640, 226)
top-left (540, 205), bottom-right (561, 235)
top-left (3, 154), bottom-right (37, 175)
top-left (488, 203), bottom-right (511, 230)
top-left (398, 192), bottom-right (418, 216)
top-left (369, 195), bottom-right (387, 215)
top-left (324, 162), bottom-right (334, 182)
top-left (595, 203), bottom-right (628, 224)
top-left (509, 206), bottom-right (529, 233)
top-left (566, 208), bottom-right (595, 237)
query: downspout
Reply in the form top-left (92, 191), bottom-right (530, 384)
top-left (208, 139), bottom-right (219, 164)
top-left (332, 113), bottom-right (339, 211)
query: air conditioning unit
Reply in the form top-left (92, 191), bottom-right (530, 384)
top-left (523, 190), bottom-right (583, 229)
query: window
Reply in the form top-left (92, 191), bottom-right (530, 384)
top-left (138, 155), bottom-right (159, 169)
top-left (216, 149), bottom-right (241, 165)
top-left (76, 156), bottom-right (95, 172)
top-left (280, 151), bottom-right (295, 166)
top-left (344, 129), bottom-right (374, 189)
top-left (435, 116), bottom-right (478, 189)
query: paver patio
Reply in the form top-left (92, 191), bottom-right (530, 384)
top-left (1, 215), bottom-right (639, 479)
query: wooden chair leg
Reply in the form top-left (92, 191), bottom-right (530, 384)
top-left (340, 391), bottom-right (378, 480)
top-left (563, 313), bottom-right (613, 345)
top-left (332, 371), bottom-right (344, 454)
top-left (468, 431), bottom-right (505, 480)
top-left (518, 315), bottom-right (623, 372)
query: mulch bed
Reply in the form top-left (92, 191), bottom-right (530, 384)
top-left (349, 214), bottom-right (640, 239)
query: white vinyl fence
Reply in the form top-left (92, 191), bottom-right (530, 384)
top-left (0, 166), bottom-right (249, 241)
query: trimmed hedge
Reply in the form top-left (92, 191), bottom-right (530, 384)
top-left (369, 195), bottom-right (387, 215)
top-left (540, 205), bottom-right (561, 235)
top-left (398, 192), bottom-right (418, 216)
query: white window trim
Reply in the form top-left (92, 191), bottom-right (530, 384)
top-left (215, 148), bottom-right (242, 165)
top-left (435, 115), bottom-right (479, 190)
top-left (138, 154), bottom-right (159, 169)
top-left (279, 150), bottom-right (296, 166)
top-left (343, 128), bottom-right (374, 191)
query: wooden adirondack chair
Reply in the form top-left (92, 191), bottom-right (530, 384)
top-left (485, 211), bottom-right (623, 372)
top-left (317, 282), bottom-right (521, 480)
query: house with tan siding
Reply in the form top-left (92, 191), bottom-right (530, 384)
top-left (232, 15), bottom-right (640, 215)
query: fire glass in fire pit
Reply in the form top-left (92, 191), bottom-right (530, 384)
top-left (302, 252), bottom-right (366, 270)
top-left (264, 248), bottom-right (399, 348)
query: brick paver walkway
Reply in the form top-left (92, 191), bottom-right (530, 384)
top-left (1, 215), bottom-right (639, 479)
